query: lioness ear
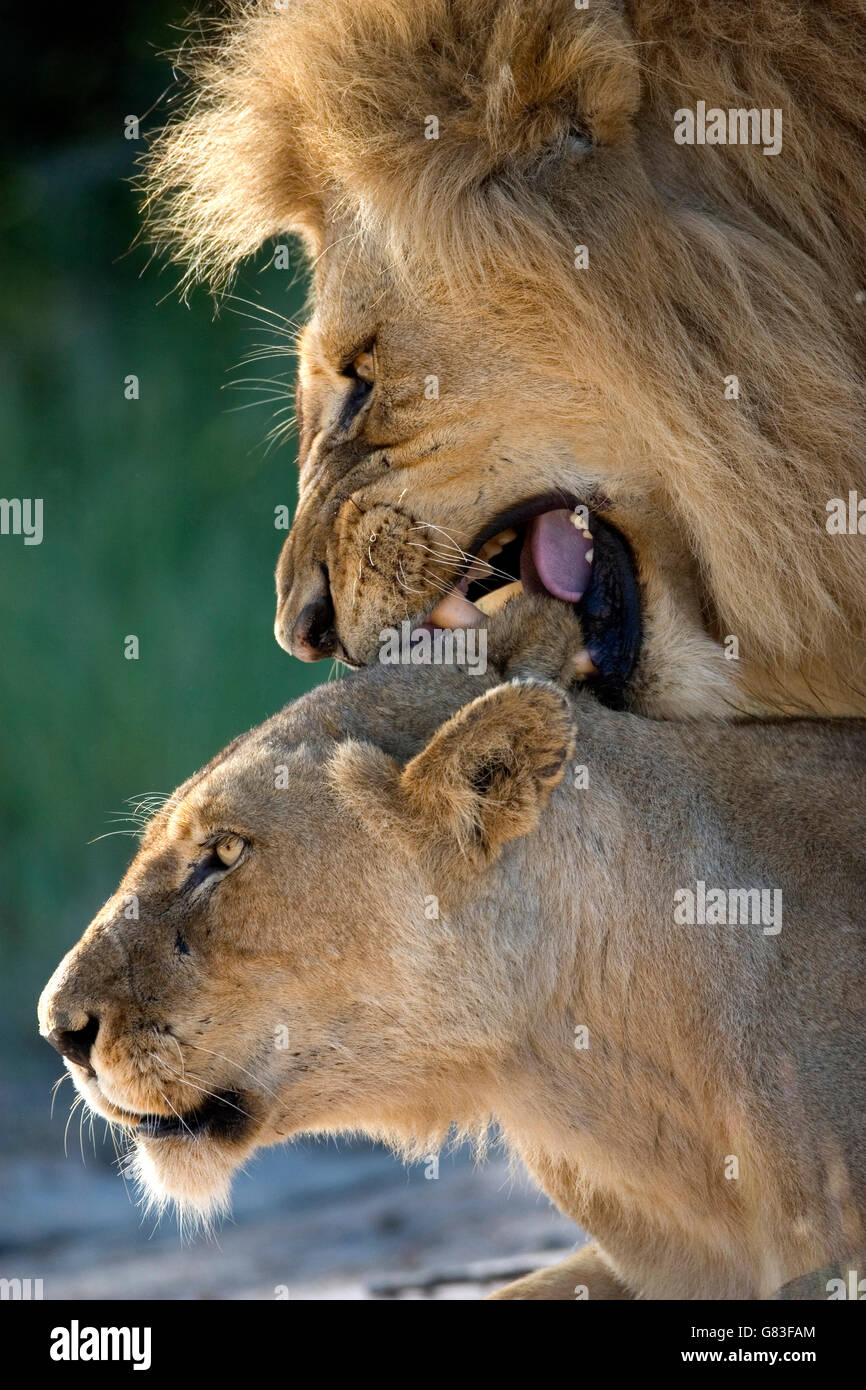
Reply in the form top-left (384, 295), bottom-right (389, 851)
top-left (330, 682), bottom-right (575, 879)
top-left (399, 681), bottom-right (575, 874)
top-left (331, 682), bottom-right (575, 880)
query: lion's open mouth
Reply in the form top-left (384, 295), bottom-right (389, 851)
top-left (427, 497), bottom-right (642, 709)
top-left (135, 1089), bottom-right (251, 1143)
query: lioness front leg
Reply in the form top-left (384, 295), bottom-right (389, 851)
top-left (487, 1243), bottom-right (634, 1301)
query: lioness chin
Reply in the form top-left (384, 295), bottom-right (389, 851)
top-left (142, 0), bottom-right (866, 718)
top-left (39, 601), bottom-right (866, 1299)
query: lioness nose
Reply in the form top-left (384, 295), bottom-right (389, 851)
top-left (45, 1016), bottom-right (99, 1072)
top-left (276, 571), bottom-right (338, 661)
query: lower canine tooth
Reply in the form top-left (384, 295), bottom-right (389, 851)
top-left (572, 648), bottom-right (598, 678)
top-left (474, 580), bottom-right (524, 616)
top-left (427, 589), bottom-right (488, 629)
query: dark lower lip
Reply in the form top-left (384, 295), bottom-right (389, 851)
top-left (578, 514), bottom-right (642, 710)
top-left (136, 1089), bottom-right (250, 1142)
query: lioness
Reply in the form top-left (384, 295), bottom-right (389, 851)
top-left (39, 602), bottom-right (866, 1298)
top-left (143, 0), bottom-right (866, 717)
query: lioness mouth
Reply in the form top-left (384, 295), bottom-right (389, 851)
top-left (427, 498), bottom-right (642, 709)
top-left (136, 1089), bottom-right (249, 1143)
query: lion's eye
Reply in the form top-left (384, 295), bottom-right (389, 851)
top-left (338, 344), bottom-right (375, 429)
top-left (350, 349), bottom-right (375, 383)
top-left (566, 127), bottom-right (594, 155)
top-left (214, 834), bottom-right (244, 868)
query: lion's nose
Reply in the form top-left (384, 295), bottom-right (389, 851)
top-left (275, 568), bottom-right (338, 661)
top-left (290, 592), bottom-right (338, 660)
top-left (45, 1015), bottom-right (99, 1072)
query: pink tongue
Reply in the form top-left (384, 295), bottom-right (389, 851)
top-left (524, 510), bottom-right (593, 602)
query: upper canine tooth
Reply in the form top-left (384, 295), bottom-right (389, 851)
top-left (464, 558), bottom-right (491, 585)
top-left (477, 528), bottom-right (517, 563)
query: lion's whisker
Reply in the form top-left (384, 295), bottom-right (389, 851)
top-left (224, 292), bottom-right (305, 332)
top-left (224, 375), bottom-right (293, 390)
top-left (405, 540), bottom-right (521, 589)
top-left (409, 521), bottom-right (473, 558)
top-left (396, 560), bottom-right (425, 595)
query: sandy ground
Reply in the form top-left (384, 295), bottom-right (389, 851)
top-left (0, 1056), bottom-right (578, 1300)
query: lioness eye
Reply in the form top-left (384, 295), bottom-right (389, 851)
top-left (214, 834), bottom-right (244, 868)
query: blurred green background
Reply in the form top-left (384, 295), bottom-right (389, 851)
top-left (0, 9), bottom-right (578, 1299)
top-left (1, 4), bottom-right (321, 1058)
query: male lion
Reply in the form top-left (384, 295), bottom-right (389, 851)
top-left (143, 0), bottom-right (866, 717)
top-left (39, 601), bottom-right (866, 1298)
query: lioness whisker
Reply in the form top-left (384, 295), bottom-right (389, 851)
top-left (106, 1119), bottom-right (135, 1207)
top-left (236, 349), bottom-right (297, 369)
top-left (263, 412), bottom-right (299, 451)
top-left (152, 1082), bottom-right (197, 1139)
top-left (50, 1071), bottom-right (71, 1119)
top-left (149, 1055), bottom-right (256, 1119)
top-left (63, 1093), bottom-right (84, 1160)
top-left (87, 829), bottom-right (146, 844)
top-left (78, 1104), bottom-right (86, 1165)
top-left (223, 395), bottom-right (293, 415)
top-left (122, 792), bottom-right (178, 824)
top-left (182, 1041), bottom-right (283, 1103)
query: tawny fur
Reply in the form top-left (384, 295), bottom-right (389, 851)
top-left (142, 1), bottom-right (866, 716)
top-left (39, 601), bottom-right (866, 1298)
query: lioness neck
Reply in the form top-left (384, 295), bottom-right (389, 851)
top-left (468, 699), bottom-right (865, 1296)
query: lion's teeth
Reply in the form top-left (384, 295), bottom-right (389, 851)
top-left (477, 528), bottom-right (517, 564)
top-left (474, 580), bottom-right (524, 616)
top-left (463, 558), bottom-right (491, 586)
top-left (572, 648), bottom-right (598, 678)
top-left (427, 588), bottom-right (488, 629)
